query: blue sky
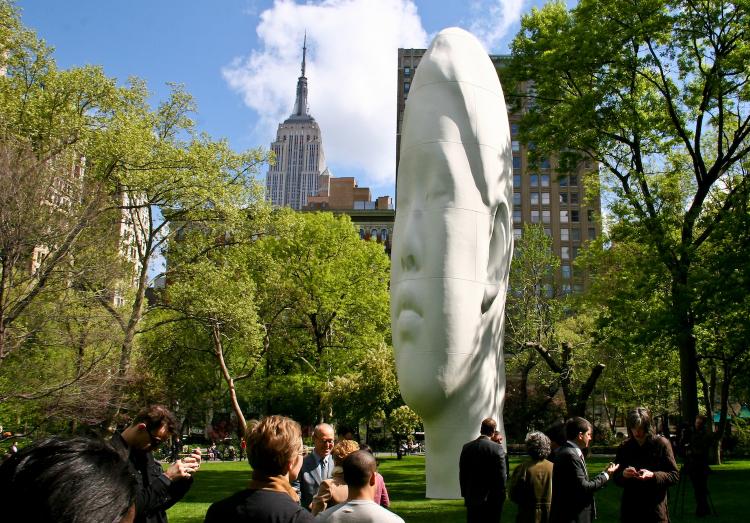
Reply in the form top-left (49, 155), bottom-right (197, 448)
top-left (17, 0), bottom-right (549, 200)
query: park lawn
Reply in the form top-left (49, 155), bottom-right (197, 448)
top-left (167, 455), bottom-right (750, 522)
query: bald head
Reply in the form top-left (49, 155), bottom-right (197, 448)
top-left (313, 423), bottom-right (334, 457)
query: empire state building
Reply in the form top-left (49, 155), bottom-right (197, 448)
top-left (265, 38), bottom-right (329, 210)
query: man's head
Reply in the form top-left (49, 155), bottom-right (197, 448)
top-left (480, 418), bottom-right (497, 437)
top-left (128, 405), bottom-right (178, 452)
top-left (544, 421), bottom-right (567, 449)
top-left (565, 417), bottom-right (593, 448)
top-left (0, 437), bottom-right (136, 523)
top-left (246, 415), bottom-right (304, 479)
top-left (626, 407), bottom-right (653, 445)
top-left (313, 423), bottom-right (335, 458)
top-left (695, 414), bottom-right (707, 431)
top-left (342, 450), bottom-right (377, 490)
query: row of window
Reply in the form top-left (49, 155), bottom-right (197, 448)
top-left (511, 173), bottom-right (579, 188)
top-left (359, 228), bottom-right (390, 241)
top-left (513, 227), bottom-right (597, 241)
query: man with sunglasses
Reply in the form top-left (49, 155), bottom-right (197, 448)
top-left (112, 404), bottom-right (202, 523)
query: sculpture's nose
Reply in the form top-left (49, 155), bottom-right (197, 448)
top-left (397, 211), bottom-right (422, 274)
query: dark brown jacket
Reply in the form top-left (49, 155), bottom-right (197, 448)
top-left (613, 435), bottom-right (679, 522)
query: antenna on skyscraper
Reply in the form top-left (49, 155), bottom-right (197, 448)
top-left (301, 30), bottom-right (307, 77)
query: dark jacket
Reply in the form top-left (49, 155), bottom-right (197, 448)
top-left (550, 443), bottom-right (609, 523)
top-left (613, 435), bottom-right (678, 522)
top-left (510, 458), bottom-right (554, 523)
top-left (459, 435), bottom-right (507, 508)
top-left (111, 433), bottom-right (192, 523)
top-left (205, 489), bottom-right (315, 523)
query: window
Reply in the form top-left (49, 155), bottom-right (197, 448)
top-left (404, 67), bottom-right (411, 76)
top-left (563, 284), bottom-right (572, 295)
top-left (571, 228), bottom-right (581, 241)
top-left (530, 174), bottom-right (538, 186)
top-left (571, 210), bottom-right (580, 222)
top-left (570, 175), bottom-right (578, 185)
top-left (513, 156), bottom-right (522, 169)
top-left (513, 192), bottom-right (521, 206)
top-left (513, 210), bottom-right (522, 223)
top-left (589, 227), bottom-right (596, 239)
top-left (544, 228), bottom-right (552, 237)
top-left (511, 123), bottom-right (519, 136)
top-left (560, 210), bottom-right (569, 223)
top-left (371, 228), bottom-right (378, 240)
top-left (542, 210), bottom-right (551, 223)
top-left (512, 140), bottom-right (520, 152)
top-left (562, 265), bottom-right (571, 279)
top-left (542, 192), bottom-right (550, 205)
top-left (572, 245), bottom-right (579, 259)
top-left (540, 157), bottom-right (550, 169)
top-left (531, 210), bottom-right (540, 223)
top-left (561, 246), bottom-right (570, 260)
top-left (513, 174), bottom-right (521, 187)
top-left (514, 228), bottom-right (522, 239)
top-left (559, 175), bottom-right (569, 187)
top-left (570, 192), bottom-right (579, 204)
top-left (359, 228), bottom-right (365, 239)
top-left (404, 82), bottom-right (410, 92)
top-left (559, 193), bottom-right (568, 204)
top-left (561, 228), bottom-right (569, 241)
top-left (381, 229), bottom-right (388, 241)
top-left (588, 209), bottom-right (595, 221)
top-left (573, 283), bottom-right (584, 294)
top-left (541, 174), bottom-right (550, 187)
top-left (530, 192), bottom-right (539, 205)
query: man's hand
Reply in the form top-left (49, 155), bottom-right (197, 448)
top-left (165, 456), bottom-right (200, 481)
top-left (604, 462), bottom-right (619, 475)
top-left (623, 466), bottom-right (639, 478)
top-left (637, 468), bottom-right (654, 480)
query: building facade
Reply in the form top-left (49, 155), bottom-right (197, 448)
top-left (397, 48), bottom-right (602, 293)
top-left (266, 38), bottom-right (329, 210)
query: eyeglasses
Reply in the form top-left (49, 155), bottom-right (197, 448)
top-left (148, 430), bottom-right (164, 448)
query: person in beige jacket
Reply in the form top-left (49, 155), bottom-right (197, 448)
top-left (510, 432), bottom-right (555, 523)
top-left (311, 440), bottom-right (360, 515)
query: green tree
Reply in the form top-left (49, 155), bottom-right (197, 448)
top-left (388, 405), bottom-right (421, 459)
top-left (253, 211), bottom-right (391, 422)
top-left (510, 0), bottom-right (750, 422)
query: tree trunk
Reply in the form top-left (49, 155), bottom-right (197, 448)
top-left (673, 276), bottom-right (699, 424)
top-left (212, 322), bottom-right (247, 437)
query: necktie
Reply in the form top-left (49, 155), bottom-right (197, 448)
top-left (320, 457), bottom-right (327, 478)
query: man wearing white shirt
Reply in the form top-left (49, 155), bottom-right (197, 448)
top-left (316, 451), bottom-right (404, 523)
top-left (550, 417), bottom-right (619, 523)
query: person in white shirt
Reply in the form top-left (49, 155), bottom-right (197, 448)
top-left (315, 451), bottom-right (404, 523)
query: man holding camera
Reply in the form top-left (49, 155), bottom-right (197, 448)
top-left (112, 405), bottom-right (201, 523)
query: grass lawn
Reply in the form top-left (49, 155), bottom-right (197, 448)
top-left (167, 455), bottom-right (750, 522)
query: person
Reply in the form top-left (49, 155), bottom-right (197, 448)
top-left (298, 423), bottom-right (335, 509)
top-left (204, 415), bottom-right (314, 523)
top-left (544, 421), bottom-right (567, 463)
top-left (612, 407), bottom-right (678, 522)
top-left (459, 418), bottom-right (507, 523)
top-left (316, 450), bottom-right (404, 522)
top-left (492, 429), bottom-right (511, 480)
top-left (391, 26), bottom-right (513, 498)
top-left (550, 417), bottom-right (618, 523)
top-left (360, 444), bottom-right (390, 507)
top-left (311, 439), bottom-right (360, 515)
top-left (685, 414), bottom-right (712, 517)
top-left (111, 404), bottom-right (201, 523)
top-left (0, 436), bottom-right (136, 522)
top-left (509, 432), bottom-right (554, 523)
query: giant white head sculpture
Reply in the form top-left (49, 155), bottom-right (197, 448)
top-left (391, 27), bottom-right (513, 499)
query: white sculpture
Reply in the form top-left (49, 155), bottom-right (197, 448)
top-left (391, 27), bottom-right (513, 499)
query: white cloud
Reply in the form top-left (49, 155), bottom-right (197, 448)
top-left (467, 0), bottom-right (526, 51)
top-left (222, 0), bottom-right (428, 189)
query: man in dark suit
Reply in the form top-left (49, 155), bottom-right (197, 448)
top-left (297, 423), bottom-right (335, 510)
top-left (550, 417), bottom-right (619, 523)
top-left (459, 418), bottom-right (507, 523)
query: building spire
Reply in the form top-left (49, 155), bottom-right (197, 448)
top-left (292, 32), bottom-right (309, 117)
